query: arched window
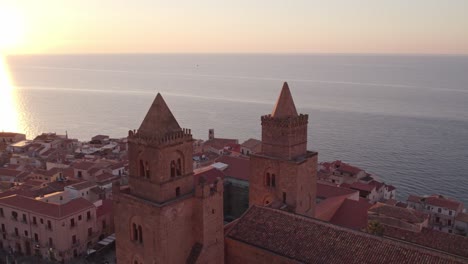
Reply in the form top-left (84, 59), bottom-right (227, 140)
top-left (266, 173), bottom-right (271, 187)
top-left (176, 158), bottom-right (182, 176)
top-left (271, 174), bottom-right (276, 187)
top-left (145, 161), bottom-right (150, 179)
top-left (132, 223), bottom-right (138, 241)
top-left (139, 160), bottom-right (145, 177)
top-left (170, 161), bottom-right (176, 177)
top-left (138, 225), bottom-right (143, 244)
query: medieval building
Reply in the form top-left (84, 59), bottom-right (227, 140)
top-left (113, 94), bottom-right (224, 264)
top-left (114, 84), bottom-right (466, 264)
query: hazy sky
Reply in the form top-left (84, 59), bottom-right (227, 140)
top-left (1, 0), bottom-right (468, 54)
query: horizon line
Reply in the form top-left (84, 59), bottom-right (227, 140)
top-left (4, 52), bottom-right (468, 57)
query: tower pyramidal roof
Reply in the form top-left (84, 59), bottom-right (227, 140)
top-left (138, 93), bottom-right (181, 138)
top-left (271, 82), bottom-right (298, 118)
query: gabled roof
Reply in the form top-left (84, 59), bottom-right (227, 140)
top-left (138, 93), bottom-right (181, 138)
top-left (330, 198), bottom-right (372, 230)
top-left (369, 203), bottom-right (428, 224)
top-left (0, 195), bottom-right (94, 219)
top-left (383, 226), bottom-right (468, 258)
top-left (316, 183), bottom-right (358, 199)
top-left (271, 82), bottom-right (298, 118)
top-left (226, 205), bottom-right (465, 264)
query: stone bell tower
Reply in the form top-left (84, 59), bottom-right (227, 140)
top-left (249, 82), bottom-right (317, 218)
top-left (114, 93), bottom-right (224, 264)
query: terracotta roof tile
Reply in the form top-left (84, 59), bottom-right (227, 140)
top-left (330, 198), bottom-right (372, 230)
top-left (316, 183), bottom-right (358, 199)
top-left (194, 167), bottom-right (225, 184)
top-left (240, 138), bottom-right (261, 150)
top-left (73, 161), bottom-right (96, 170)
top-left (369, 203), bottom-right (428, 224)
top-left (204, 138), bottom-right (238, 150)
top-left (0, 195), bottom-right (94, 219)
top-left (383, 226), bottom-right (468, 258)
top-left (348, 182), bottom-right (376, 192)
top-left (226, 205), bottom-right (465, 263)
top-left (67, 181), bottom-right (97, 191)
top-left (215, 156), bottom-right (250, 181)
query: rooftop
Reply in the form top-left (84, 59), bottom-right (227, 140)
top-left (215, 155), bottom-right (250, 181)
top-left (316, 183), bottom-right (358, 200)
top-left (226, 205), bottom-right (465, 264)
top-left (369, 203), bottom-right (428, 224)
top-left (0, 195), bottom-right (94, 219)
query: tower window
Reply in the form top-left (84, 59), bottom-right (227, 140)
top-left (145, 161), bottom-right (150, 179)
top-left (176, 187), bottom-right (181, 197)
top-left (271, 174), bottom-right (276, 187)
top-left (138, 225), bottom-right (143, 244)
top-left (283, 192), bottom-right (287, 203)
top-left (139, 160), bottom-right (145, 177)
top-left (176, 158), bottom-right (182, 176)
top-left (132, 223), bottom-right (138, 241)
top-left (170, 160), bottom-right (176, 177)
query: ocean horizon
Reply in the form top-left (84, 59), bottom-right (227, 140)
top-left (3, 53), bottom-right (468, 205)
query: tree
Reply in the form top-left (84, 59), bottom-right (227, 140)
top-left (367, 220), bottom-right (385, 236)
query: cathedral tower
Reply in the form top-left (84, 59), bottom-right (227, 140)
top-left (114, 93), bottom-right (224, 264)
top-left (249, 82), bottom-right (317, 217)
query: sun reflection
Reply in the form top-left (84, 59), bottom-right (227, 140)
top-left (0, 55), bottom-right (20, 133)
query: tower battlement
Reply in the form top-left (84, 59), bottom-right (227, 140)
top-left (128, 128), bottom-right (193, 146)
top-left (261, 114), bottom-right (308, 128)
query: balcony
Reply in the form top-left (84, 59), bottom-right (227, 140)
top-left (45, 226), bottom-right (53, 232)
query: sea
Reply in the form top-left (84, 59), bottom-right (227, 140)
top-left (2, 54), bottom-right (468, 205)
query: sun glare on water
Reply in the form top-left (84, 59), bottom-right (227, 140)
top-left (0, 6), bottom-right (25, 133)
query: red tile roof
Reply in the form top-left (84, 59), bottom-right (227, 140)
top-left (240, 138), bottom-right (261, 151)
top-left (383, 226), bottom-right (468, 258)
top-left (203, 138), bottom-right (238, 150)
top-left (73, 161), bottom-right (96, 170)
top-left (369, 203), bottom-right (428, 224)
top-left (315, 194), bottom-right (349, 221)
top-left (316, 183), bottom-right (357, 199)
top-left (330, 198), bottom-right (372, 230)
top-left (109, 161), bottom-right (127, 170)
top-left (0, 168), bottom-right (23, 178)
top-left (332, 160), bottom-right (363, 175)
top-left (194, 166), bottom-right (225, 185)
top-left (424, 195), bottom-right (463, 211)
top-left (67, 181), bottom-right (97, 191)
top-left (0, 195), bottom-right (94, 219)
top-left (226, 205), bottom-right (464, 263)
top-left (215, 155), bottom-right (250, 181)
top-left (407, 195), bottom-right (463, 211)
top-left (348, 182), bottom-right (376, 192)
top-left (96, 173), bottom-right (119, 184)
